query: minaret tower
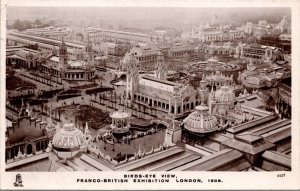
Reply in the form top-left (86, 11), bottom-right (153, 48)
top-left (208, 86), bottom-right (217, 114)
top-left (198, 74), bottom-right (208, 105)
top-left (86, 36), bottom-right (94, 67)
top-left (126, 53), bottom-right (139, 101)
top-left (154, 51), bottom-right (167, 80)
top-left (59, 37), bottom-right (68, 78)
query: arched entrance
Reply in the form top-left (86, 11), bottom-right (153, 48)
top-left (26, 144), bottom-right (33, 155)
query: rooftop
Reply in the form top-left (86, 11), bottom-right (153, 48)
top-left (141, 75), bottom-right (180, 87)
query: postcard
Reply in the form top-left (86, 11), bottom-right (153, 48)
top-left (1, 0), bottom-right (299, 190)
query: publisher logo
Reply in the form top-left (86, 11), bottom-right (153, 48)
top-left (14, 173), bottom-right (23, 187)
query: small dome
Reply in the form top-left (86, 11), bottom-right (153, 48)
top-left (215, 86), bottom-right (236, 103)
top-left (52, 123), bottom-right (85, 150)
top-left (110, 110), bottom-right (130, 119)
top-left (183, 105), bottom-right (219, 133)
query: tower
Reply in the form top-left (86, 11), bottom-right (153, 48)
top-left (279, 16), bottom-right (288, 33)
top-left (208, 86), bottom-right (216, 114)
top-left (164, 120), bottom-right (181, 146)
top-left (126, 53), bottom-right (139, 101)
top-left (86, 36), bottom-right (94, 67)
top-left (245, 22), bottom-right (253, 34)
top-left (52, 45), bottom-right (57, 56)
top-left (211, 14), bottom-right (219, 26)
top-left (198, 75), bottom-right (208, 105)
top-left (154, 51), bottom-right (167, 80)
top-left (59, 37), bottom-right (68, 76)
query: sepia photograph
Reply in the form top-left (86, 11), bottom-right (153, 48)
top-left (0, 0), bottom-right (299, 190)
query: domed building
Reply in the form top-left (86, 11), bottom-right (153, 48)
top-left (52, 123), bottom-right (87, 159)
top-left (215, 86), bottom-right (236, 104)
top-left (209, 85), bottom-right (236, 115)
top-left (110, 109), bottom-right (130, 135)
top-left (183, 105), bottom-right (219, 134)
top-left (204, 71), bottom-right (234, 89)
top-left (39, 38), bottom-right (96, 82)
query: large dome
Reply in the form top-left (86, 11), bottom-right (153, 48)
top-left (215, 86), bottom-right (236, 103)
top-left (52, 123), bottom-right (86, 151)
top-left (183, 105), bottom-right (219, 133)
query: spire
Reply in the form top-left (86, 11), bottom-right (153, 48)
top-left (21, 97), bottom-right (25, 108)
top-left (85, 122), bottom-right (89, 131)
top-left (84, 122), bottom-right (90, 136)
top-left (210, 86), bottom-right (215, 99)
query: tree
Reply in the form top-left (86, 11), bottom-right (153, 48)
top-left (34, 19), bottom-right (42, 28)
top-left (12, 19), bottom-right (23, 31)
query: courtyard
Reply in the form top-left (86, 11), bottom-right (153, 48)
top-left (53, 104), bottom-right (111, 130)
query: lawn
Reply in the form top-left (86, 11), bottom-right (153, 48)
top-left (53, 105), bottom-right (110, 129)
top-left (6, 75), bottom-right (36, 90)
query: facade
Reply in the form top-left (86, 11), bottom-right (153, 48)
top-left (235, 43), bottom-right (284, 60)
top-left (6, 46), bottom-right (40, 69)
top-left (166, 41), bottom-right (197, 58)
top-left (124, 44), bottom-right (160, 71)
top-left (39, 38), bottom-right (96, 81)
top-left (121, 41), bottom-right (198, 71)
top-left (125, 53), bottom-right (203, 118)
top-left (204, 71), bottom-right (234, 89)
top-left (98, 42), bottom-right (126, 56)
top-left (181, 23), bottom-right (244, 43)
top-left (86, 27), bottom-right (160, 44)
top-left (244, 16), bottom-right (290, 36)
top-left (204, 42), bottom-right (235, 57)
top-left (5, 103), bottom-right (50, 162)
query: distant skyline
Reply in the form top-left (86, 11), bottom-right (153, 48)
top-left (7, 7), bottom-right (291, 29)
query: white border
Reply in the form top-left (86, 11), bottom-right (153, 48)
top-left (1, 0), bottom-right (300, 190)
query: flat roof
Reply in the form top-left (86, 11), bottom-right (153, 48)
top-left (8, 32), bottom-right (85, 49)
top-left (141, 75), bottom-right (180, 87)
top-left (182, 149), bottom-right (251, 171)
top-left (262, 150), bottom-right (291, 168)
top-left (222, 138), bottom-right (275, 155)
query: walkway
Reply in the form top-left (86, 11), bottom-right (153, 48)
top-left (6, 152), bottom-right (49, 170)
top-left (115, 146), bottom-right (184, 171)
top-left (80, 154), bottom-right (113, 171)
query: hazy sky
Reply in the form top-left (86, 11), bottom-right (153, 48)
top-left (6, 3), bottom-right (291, 29)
